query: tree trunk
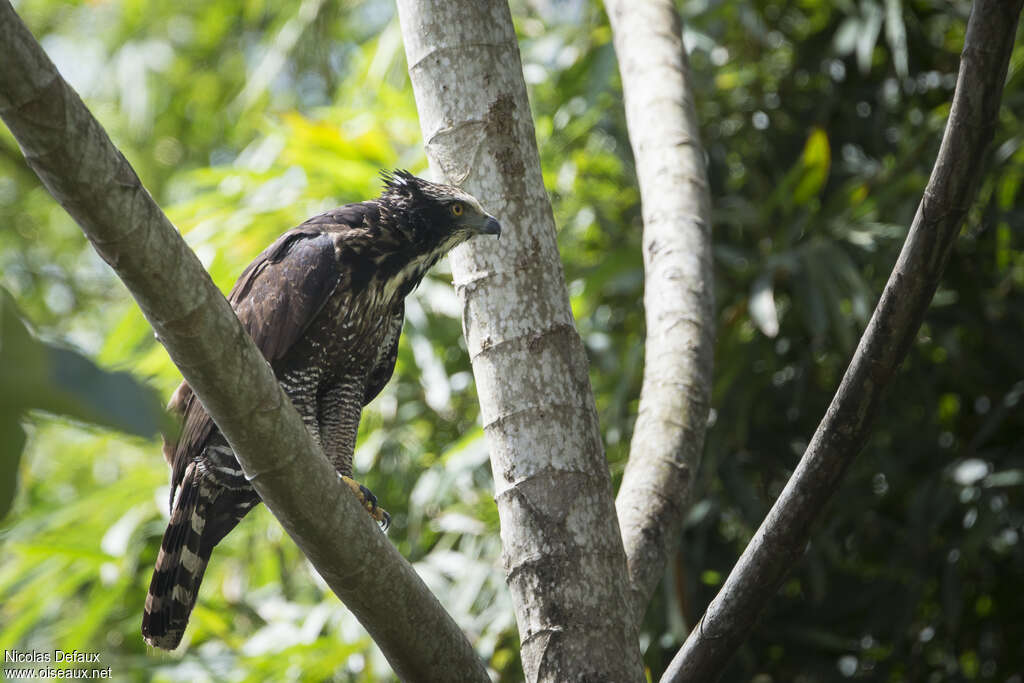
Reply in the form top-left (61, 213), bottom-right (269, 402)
top-left (0, 3), bottom-right (488, 680)
top-left (661, 0), bottom-right (1023, 679)
top-left (604, 0), bottom-right (716, 623)
top-left (396, 1), bottom-right (644, 681)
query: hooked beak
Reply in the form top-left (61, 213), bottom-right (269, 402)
top-left (477, 215), bottom-right (502, 239)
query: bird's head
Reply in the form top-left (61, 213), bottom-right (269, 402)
top-left (378, 170), bottom-right (501, 253)
top-left (371, 170), bottom-right (501, 302)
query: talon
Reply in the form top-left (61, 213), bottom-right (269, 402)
top-left (340, 476), bottom-right (389, 531)
top-left (357, 483), bottom-right (378, 509)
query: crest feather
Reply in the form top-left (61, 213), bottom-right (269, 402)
top-left (380, 169), bottom-right (421, 194)
top-left (378, 169), bottom-right (470, 207)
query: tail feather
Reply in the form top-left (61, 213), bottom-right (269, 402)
top-left (142, 464), bottom-right (212, 650)
top-left (143, 457), bottom-right (261, 650)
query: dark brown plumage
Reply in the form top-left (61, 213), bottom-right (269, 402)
top-left (142, 171), bottom-right (500, 650)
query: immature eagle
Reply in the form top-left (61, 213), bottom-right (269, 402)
top-left (142, 170), bottom-right (500, 650)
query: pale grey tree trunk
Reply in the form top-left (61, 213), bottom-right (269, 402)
top-left (396, 1), bottom-right (644, 681)
top-left (0, 3), bottom-right (489, 680)
top-left (604, 0), bottom-right (715, 622)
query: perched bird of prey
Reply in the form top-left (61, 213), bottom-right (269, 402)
top-left (142, 170), bottom-right (500, 650)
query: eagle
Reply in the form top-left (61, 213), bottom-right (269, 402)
top-left (142, 170), bottom-right (501, 650)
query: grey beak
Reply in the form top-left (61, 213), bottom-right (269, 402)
top-left (478, 216), bottom-right (502, 238)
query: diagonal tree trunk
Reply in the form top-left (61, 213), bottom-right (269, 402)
top-left (604, 0), bottom-right (716, 623)
top-left (0, 3), bottom-right (488, 680)
top-left (662, 0), bottom-right (1023, 680)
top-left (395, 1), bottom-right (644, 680)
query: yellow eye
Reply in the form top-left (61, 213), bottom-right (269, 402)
top-left (450, 203), bottom-right (464, 217)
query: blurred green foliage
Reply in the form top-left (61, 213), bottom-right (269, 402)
top-left (0, 288), bottom-right (167, 518)
top-left (1, 0), bottom-right (1022, 681)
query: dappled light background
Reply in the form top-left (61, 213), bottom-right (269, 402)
top-left (1, 0), bottom-right (1022, 680)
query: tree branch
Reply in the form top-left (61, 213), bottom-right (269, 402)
top-left (604, 0), bottom-right (716, 622)
top-left (661, 1), bottom-right (1023, 680)
top-left (395, 1), bottom-right (644, 681)
top-left (0, 3), bottom-right (488, 680)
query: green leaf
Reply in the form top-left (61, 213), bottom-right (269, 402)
top-left (0, 288), bottom-right (48, 410)
top-left (0, 287), bottom-right (170, 439)
top-left (40, 345), bottom-right (169, 438)
top-left (0, 416), bottom-right (26, 519)
top-left (792, 128), bottom-right (832, 205)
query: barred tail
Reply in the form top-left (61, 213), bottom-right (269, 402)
top-left (142, 463), bottom-right (212, 650)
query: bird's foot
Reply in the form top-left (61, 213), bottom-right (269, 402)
top-left (341, 475), bottom-right (390, 531)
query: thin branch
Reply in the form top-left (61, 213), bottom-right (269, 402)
top-left (661, 1), bottom-right (1023, 680)
top-left (604, 0), bottom-right (716, 622)
top-left (395, 1), bottom-right (645, 681)
top-left (0, 3), bottom-right (488, 680)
